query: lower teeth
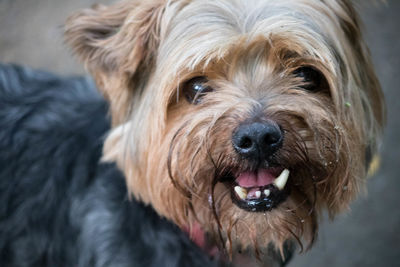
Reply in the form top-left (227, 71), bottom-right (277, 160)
top-left (235, 186), bottom-right (272, 200)
top-left (264, 189), bottom-right (271, 197)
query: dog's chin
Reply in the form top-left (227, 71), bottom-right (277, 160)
top-left (219, 167), bottom-right (291, 212)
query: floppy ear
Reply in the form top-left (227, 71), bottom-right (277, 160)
top-left (340, 0), bottom-right (386, 169)
top-left (315, 0), bottom-right (386, 215)
top-left (65, 0), bottom-right (166, 125)
top-left (334, 0), bottom-right (385, 126)
top-left (326, 0), bottom-right (386, 165)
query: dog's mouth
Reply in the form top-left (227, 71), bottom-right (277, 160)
top-left (222, 168), bottom-right (290, 212)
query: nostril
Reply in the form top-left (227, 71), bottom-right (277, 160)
top-left (259, 126), bottom-right (283, 153)
top-left (239, 136), bottom-right (253, 149)
top-left (262, 133), bottom-right (280, 146)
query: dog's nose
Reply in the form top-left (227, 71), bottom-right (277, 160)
top-left (232, 122), bottom-right (283, 160)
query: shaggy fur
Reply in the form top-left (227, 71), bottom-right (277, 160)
top-left (1, 0), bottom-right (386, 266)
top-left (66, 0), bottom-right (385, 256)
top-left (0, 64), bottom-right (222, 266)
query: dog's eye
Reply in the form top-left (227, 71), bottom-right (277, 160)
top-left (183, 76), bottom-right (213, 104)
top-left (293, 67), bottom-right (322, 91)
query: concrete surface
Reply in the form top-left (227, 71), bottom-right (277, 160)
top-left (0, 0), bottom-right (399, 266)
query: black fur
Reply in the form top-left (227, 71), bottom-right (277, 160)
top-left (0, 64), bottom-right (218, 267)
top-left (0, 64), bottom-right (296, 267)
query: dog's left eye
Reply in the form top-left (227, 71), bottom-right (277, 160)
top-left (293, 67), bottom-right (323, 92)
top-left (183, 76), bottom-right (213, 104)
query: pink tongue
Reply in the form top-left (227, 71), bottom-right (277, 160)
top-left (236, 169), bottom-right (276, 188)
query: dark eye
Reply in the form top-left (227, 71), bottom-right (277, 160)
top-left (293, 67), bottom-right (323, 91)
top-left (183, 76), bottom-right (213, 104)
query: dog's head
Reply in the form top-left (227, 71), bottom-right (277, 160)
top-left (66, 0), bottom-right (385, 260)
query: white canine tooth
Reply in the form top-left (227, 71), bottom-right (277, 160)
top-left (273, 169), bottom-right (290, 190)
top-left (234, 186), bottom-right (247, 200)
top-left (255, 191), bottom-right (261, 198)
top-left (264, 189), bottom-right (271, 197)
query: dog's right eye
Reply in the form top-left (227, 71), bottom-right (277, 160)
top-left (183, 76), bottom-right (213, 104)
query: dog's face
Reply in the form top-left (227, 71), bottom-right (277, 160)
top-left (66, 0), bottom-right (385, 258)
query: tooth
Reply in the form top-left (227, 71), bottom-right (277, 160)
top-left (234, 186), bottom-right (247, 200)
top-left (273, 169), bottom-right (290, 190)
top-left (255, 191), bottom-right (261, 198)
top-left (264, 189), bottom-right (270, 197)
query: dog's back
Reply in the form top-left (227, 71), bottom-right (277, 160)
top-left (0, 64), bottom-right (215, 267)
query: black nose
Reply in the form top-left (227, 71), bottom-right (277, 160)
top-left (232, 121), bottom-right (283, 160)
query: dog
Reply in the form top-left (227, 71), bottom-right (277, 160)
top-left (0, 0), bottom-right (385, 266)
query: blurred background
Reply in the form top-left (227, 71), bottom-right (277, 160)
top-left (0, 0), bottom-right (399, 266)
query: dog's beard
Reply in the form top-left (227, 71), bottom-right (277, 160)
top-left (163, 97), bottom-right (357, 257)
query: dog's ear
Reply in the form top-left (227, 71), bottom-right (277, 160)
top-left (65, 0), bottom-right (164, 73)
top-left (336, 0), bottom-right (386, 165)
top-left (65, 0), bottom-right (166, 124)
top-left (322, 0), bottom-right (386, 213)
top-left (332, 0), bottom-right (386, 129)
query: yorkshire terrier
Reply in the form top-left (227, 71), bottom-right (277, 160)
top-left (0, 0), bottom-right (385, 266)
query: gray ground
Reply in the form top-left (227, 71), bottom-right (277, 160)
top-left (0, 0), bottom-right (399, 266)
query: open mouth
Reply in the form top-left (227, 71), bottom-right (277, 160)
top-left (226, 168), bottom-right (290, 212)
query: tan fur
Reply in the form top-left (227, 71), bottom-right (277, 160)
top-left (66, 0), bottom-right (385, 262)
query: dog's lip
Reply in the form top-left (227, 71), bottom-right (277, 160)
top-left (223, 168), bottom-right (290, 212)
